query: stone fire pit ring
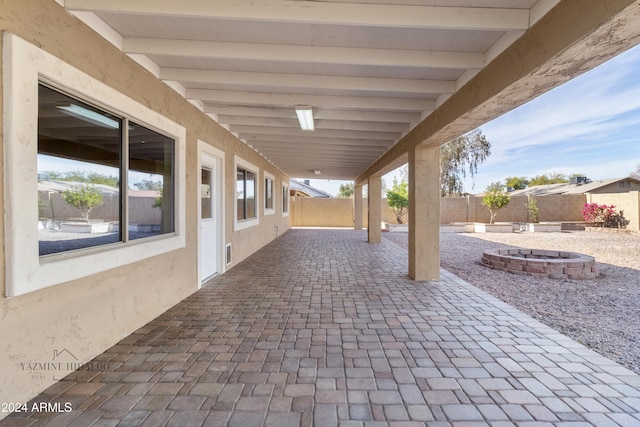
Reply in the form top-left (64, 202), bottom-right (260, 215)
top-left (481, 248), bottom-right (599, 280)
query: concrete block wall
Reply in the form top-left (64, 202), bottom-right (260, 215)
top-left (38, 192), bottom-right (162, 224)
top-left (289, 193), bottom-right (639, 229)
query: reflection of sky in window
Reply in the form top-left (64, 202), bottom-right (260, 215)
top-left (37, 154), bottom-right (158, 189)
top-left (236, 180), bottom-right (244, 198)
top-left (246, 173), bottom-right (255, 198)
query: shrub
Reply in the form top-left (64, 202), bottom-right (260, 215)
top-left (525, 196), bottom-right (539, 223)
top-left (62, 185), bottom-right (104, 224)
top-left (582, 203), bottom-right (629, 228)
top-left (604, 210), bottom-right (630, 229)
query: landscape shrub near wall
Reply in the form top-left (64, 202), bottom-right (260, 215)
top-left (582, 202), bottom-right (629, 228)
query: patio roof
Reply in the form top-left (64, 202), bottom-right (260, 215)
top-left (6, 229), bottom-right (639, 425)
top-left (61, 1), bottom-right (640, 183)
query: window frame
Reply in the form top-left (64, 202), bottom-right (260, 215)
top-left (234, 156), bottom-right (259, 231)
top-left (264, 171), bottom-right (275, 216)
top-left (3, 34), bottom-right (186, 297)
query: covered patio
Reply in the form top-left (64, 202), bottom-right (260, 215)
top-left (6, 229), bottom-right (639, 426)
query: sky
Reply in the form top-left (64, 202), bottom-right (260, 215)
top-left (303, 44), bottom-right (640, 196)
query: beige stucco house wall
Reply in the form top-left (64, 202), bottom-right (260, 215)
top-left (0, 0), bottom-right (290, 408)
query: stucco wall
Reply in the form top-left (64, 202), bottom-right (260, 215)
top-left (0, 0), bottom-right (290, 411)
top-left (290, 196), bottom-right (404, 227)
top-left (291, 196), bottom-right (354, 227)
top-left (588, 180), bottom-right (640, 194)
top-left (587, 191), bottom-right (640, 230)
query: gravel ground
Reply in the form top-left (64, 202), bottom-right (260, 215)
top-left (38, 230), bottom-right (161, 255)
top-left (383, 229), bottom-right (640, 375)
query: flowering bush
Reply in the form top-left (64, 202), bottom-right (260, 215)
top-left (582, 203), bottom-right (629, 228)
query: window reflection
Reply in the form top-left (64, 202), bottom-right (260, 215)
top-left (37, 84), bottom-right (176, 255)
top-left (128, 121), bottom-right (175, 240)
top-left (37, 84), bottom-right (121, 255)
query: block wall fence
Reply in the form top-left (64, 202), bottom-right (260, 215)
top-left (289, 192), bottom-right (640, 231)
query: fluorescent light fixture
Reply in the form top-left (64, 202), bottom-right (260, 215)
top-left (57, 104), bottom-right (120, 129)
top-left (314, 170), bottom-right (322, 175)
top-left (295, 105), bottom-right (315, 131)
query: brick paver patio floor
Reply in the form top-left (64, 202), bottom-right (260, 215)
top-left (4, 228), bottom-right (640, 426)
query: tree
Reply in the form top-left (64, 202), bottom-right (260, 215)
top-left (525, 195), bottom-right (539, 223)
top-left (630, 164), bottom-right (640, 180)
top-left (505, 176), bottom-right (529, 190)
top-left (386, 175), bottom-right (408, 224)
top-left (482, 182), bottom-right (510, 224)
top-left (528, 172), bottom-right (568, 186)
top-left (336, 182), bottom-right (354, 198)
top-left (61, 185), bottom-right (104, 224)
top-left (40, 169), bottom-right (119, 188)
top-left (440, 129), bottom-right (491, 197)
top-left (134, 179), bottom-right (163, 191)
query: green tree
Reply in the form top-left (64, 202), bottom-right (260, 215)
top-left (505, 176), bottom-right (529, 190)
top-left (61, 185), bottom-right (104, 224)
top-left (134, 179), bottom-right (163, 191)
top-left (528, 172), bottom-right (568, 186)
top-left (482, 182), bottom-right (510, 224)
top-left (86, 172), bottom-right (118, 187)
top-left (336, 182), bottom-right (354, 198)
top-left (440, 129), bottom-right (491, 197)
top-left (386, 176), bottom-right (408, 224)
top-left (41, 169), bottom-right (118, 187)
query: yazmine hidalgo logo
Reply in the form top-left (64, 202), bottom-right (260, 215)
top-left (19, 348), bottom-right (109, 380)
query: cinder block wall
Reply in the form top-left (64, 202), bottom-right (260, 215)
top-left (291, 193), bottom-right (599, 226)
top-left (291, 197), bottom-right (354, 227)
top-left (38, 192), bottom-right (162, 224)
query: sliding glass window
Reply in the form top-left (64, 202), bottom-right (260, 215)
top-left (37, 83), bottom-right (175, 256)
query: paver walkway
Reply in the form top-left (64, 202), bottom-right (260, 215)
top-left (4, 229), bottom-right (640, 426)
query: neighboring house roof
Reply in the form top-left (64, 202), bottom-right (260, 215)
top-left (508, 177), bottom-right (640, 196)
top-left (290, 179), bottom-right (332, 198)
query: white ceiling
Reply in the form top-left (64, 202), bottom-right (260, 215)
top-left (63, 0), bottom-right (558, 180)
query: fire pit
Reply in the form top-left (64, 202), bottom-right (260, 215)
top-left (481, 248), bottom-right (599, 279)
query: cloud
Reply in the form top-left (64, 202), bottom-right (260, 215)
top-left (469, 44), bottom-right (640, 190)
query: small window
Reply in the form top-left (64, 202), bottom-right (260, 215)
top-left (234, 157), bottom-right (259, 230)
top-left (264, 172), bottom-right (275, 215)
top-left (237, 168), bottom-right (256, 220)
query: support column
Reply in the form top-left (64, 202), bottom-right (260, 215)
top-left (408, 144), bottom-right (440, 280)
top-left (368, 176), bottom-right (382, 243)
top-left (354, 184), bottom-right (363, 230)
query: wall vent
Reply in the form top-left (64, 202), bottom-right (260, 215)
top-left (225, 243), bottom-right (232, 266)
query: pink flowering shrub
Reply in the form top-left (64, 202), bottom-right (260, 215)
top-left (582, 203), bottom-right (615, 224)
top-left (582, 203), bottom-right (629, 228)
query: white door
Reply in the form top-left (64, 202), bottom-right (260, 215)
top-left (199, 154), bottom-right (218, 282)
